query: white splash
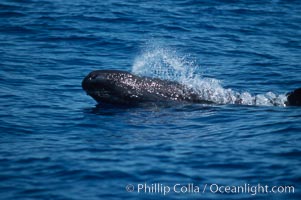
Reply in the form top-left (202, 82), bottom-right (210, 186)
top-left (132, 45), bottom-right (196, 81)
top-left (132, 44), bottom-right (287, 107)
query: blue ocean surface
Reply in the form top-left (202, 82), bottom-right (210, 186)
top-left (0, 0), bottom-right (300, 199)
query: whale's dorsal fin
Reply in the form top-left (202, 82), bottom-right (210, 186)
top-left (287, 88), bottom-right (301, 106)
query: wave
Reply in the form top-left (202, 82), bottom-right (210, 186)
top-left (131, 43), bottom-right (287, 106)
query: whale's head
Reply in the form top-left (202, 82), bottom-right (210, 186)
top-left (82, 70), bottom-right (141, 104)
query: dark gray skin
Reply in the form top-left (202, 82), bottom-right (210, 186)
top-left (82, 70), bottom-right (212, 105)
top-left (82, 70), bottom-right (301, 106)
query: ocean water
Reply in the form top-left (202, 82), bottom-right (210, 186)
top-left (0, 0), bottom-right (301, 199)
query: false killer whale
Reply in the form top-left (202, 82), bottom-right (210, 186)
top-left (82, 70), bottom-right (301, 107)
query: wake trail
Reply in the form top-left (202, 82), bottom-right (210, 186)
top-left (131, 44), bottom-right (287, 107)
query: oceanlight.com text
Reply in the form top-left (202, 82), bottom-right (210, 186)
top-left (125, 183), bottom-right (295, 196)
